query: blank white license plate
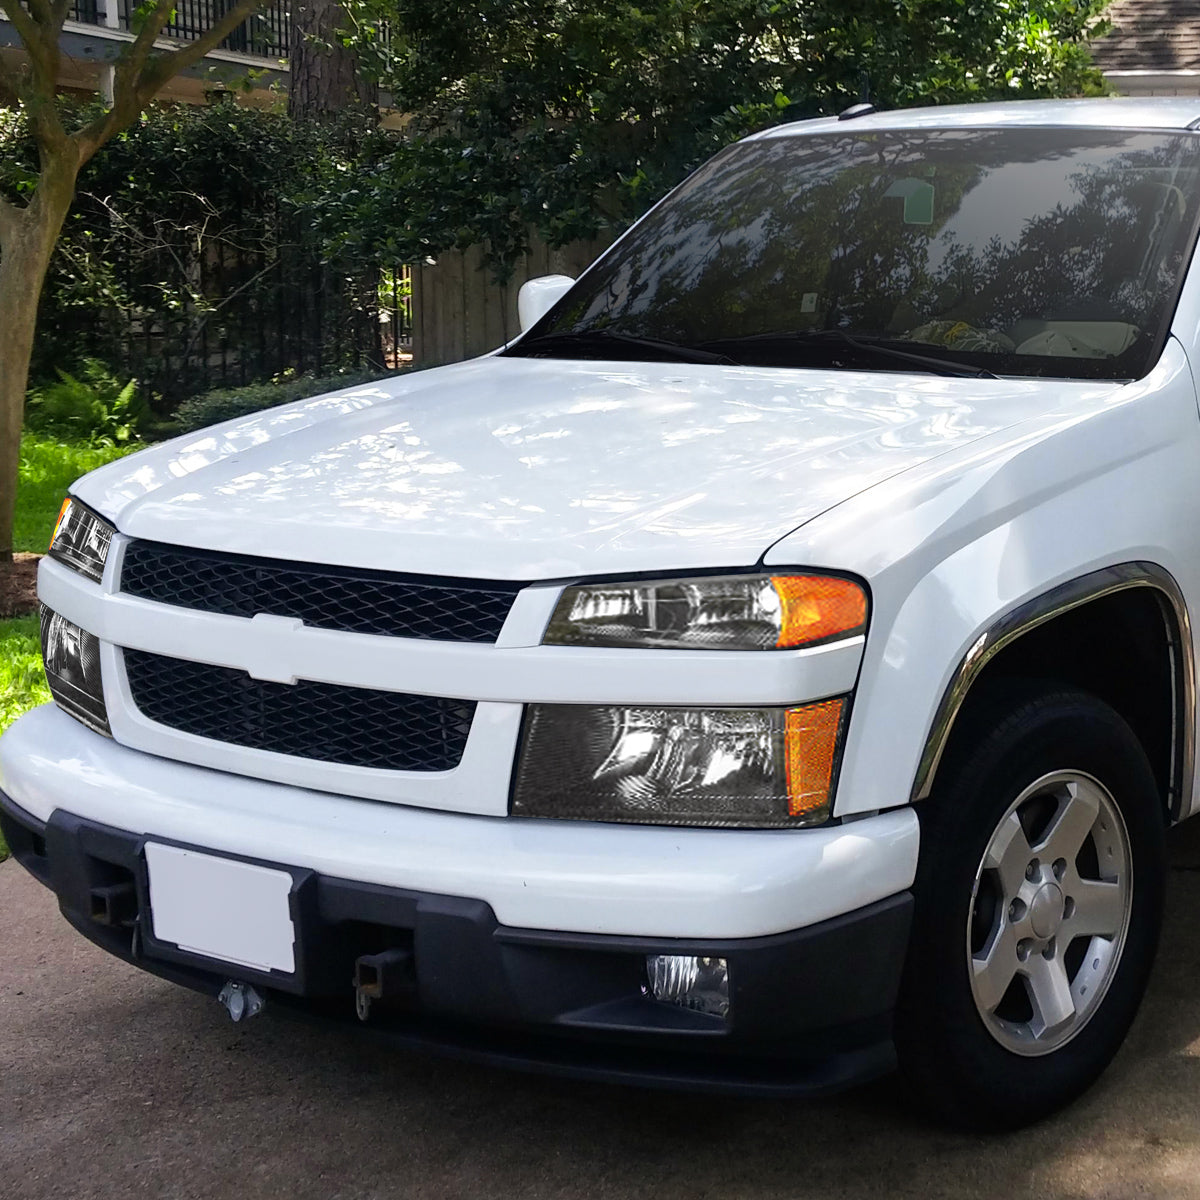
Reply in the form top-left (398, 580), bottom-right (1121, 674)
top-left (145, 843), bottom-right (297, 974)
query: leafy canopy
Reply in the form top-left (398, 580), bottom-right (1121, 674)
top-left (323, 0), bottom-right (1112, 277)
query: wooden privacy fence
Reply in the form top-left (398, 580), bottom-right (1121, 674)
top-left (411, 231), bottom-right (616, 366)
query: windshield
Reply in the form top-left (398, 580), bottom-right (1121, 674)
top-left (508, 128), bottom-right (1200, 380)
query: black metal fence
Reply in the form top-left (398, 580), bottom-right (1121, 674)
top-left (116, 252), bottom-right (411, 406)
top-left (37, 221), bottom-right (411, 409)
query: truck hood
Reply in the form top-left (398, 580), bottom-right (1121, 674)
top-left (76, 356), bottom-right (1119, 580)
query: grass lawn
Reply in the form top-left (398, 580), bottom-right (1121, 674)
top-left (16, 433), bottom-right (139, 552)
top-left (0, 616), bottom-right (47, 863)
top-left (1, 434), bottom-right (139, 862)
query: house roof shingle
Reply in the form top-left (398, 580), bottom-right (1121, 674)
top-left (1090, 0), bottom-right (1200, 73)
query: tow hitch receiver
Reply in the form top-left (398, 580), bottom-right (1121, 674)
top-left (354, 949), bottom-right (416, 1021)
top-left (89, 880), bottom-right (138, 927)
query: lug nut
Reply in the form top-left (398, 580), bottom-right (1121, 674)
top-left (1025, 859), bottom-right (1039, 881)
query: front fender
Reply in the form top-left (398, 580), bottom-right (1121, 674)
top-left (765, 339), bottom-right (1200, 819)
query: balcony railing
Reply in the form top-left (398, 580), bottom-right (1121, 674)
top-left (64, 0), bottom-right (290, 59)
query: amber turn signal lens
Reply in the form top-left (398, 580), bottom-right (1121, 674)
top-left (50, 498), bottom-right (72, 549)
top-left (785, 698), bottom-right (845, 818)
top-left (772, 576), bottom-right (867, 649)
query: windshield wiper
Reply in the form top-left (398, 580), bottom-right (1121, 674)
top-left (511, 329), bottom-right (737, 366)
top-left (697, 329), bottom-right (998, 379)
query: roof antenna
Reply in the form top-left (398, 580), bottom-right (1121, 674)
top-left (839, 74), bottom-right (877, 121)
top-left (838, 71), bottom-right (876, 121)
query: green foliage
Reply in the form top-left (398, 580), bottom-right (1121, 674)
top-left (0, 616), bottom-right (49, 745)
top-left (15, 434), bottom-right (140, 554)
top-left (25, 359), bottom-right (148, 446)
top-left (1, 101), bottom-right (386, 407)
top-left (172, 368), bottom-right (401, 434)
top-left (329, 0), bottom-right (1113, 279)
top-left (0, 614), bottom-right (48, 860)
top-left (0, 431), bottom-right (137, 854)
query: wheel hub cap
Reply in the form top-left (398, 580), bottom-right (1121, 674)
top-left (1029, 882), bottom-right (1066, 939)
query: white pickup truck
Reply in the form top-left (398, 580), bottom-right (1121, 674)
top-left (6, 97), bottom-right (1200, 1129)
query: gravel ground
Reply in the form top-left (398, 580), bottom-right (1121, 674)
top-left (6, 825), bottom-right (1200, 1200)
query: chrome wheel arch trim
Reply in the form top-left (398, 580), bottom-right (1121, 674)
top-left (911, 562), bottom-right (1196, 820)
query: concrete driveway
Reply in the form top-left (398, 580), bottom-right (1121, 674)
top-left (6, 826), bottom-right (1200, 1200)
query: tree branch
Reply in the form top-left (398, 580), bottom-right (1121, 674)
top-left (1, 5), bottom-right (69, 155)
top-left (1, 0), bottom-right (54, 82)
top-left (25, 0), bottom-right (55, 27)
top-left (3, 3), bottom-right (72, 141)
top-left (73, 0), bottom-right (266, 160)
top-left (0, 194), bottom-right (20, 246)
top-left (109, 0), bottom-right (176, 109)
top-left (175, 257), bottom-right (280, 366)
top-left (136, 0), bottom-right (266, 95)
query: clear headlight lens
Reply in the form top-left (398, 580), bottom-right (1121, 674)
top-left (511, 698), bottom-right (845, 827)
top-left (39, 604), bottom-right (110, 736)
top-left (543, 574), bottom-right (866, 651)
top-left (48, 498), bottom-right (114, 583)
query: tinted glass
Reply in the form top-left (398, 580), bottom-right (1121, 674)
top-left (511, 128), bottom-right (1200, 380)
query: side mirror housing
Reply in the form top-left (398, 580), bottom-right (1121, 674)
top-left (517, 274), bottom-right (575, 333)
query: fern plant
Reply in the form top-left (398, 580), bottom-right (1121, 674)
top-left (25, 359), bottom-right (147, 446)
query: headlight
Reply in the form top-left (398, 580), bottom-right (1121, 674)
top-left (39, 604), bottom-right (110, 736)
top-left (511, 698), bottom-right (845, 827)
top-left (543, 574), bottom-right (866, 650)
top-left (48, 498), bottom-right (114, 583)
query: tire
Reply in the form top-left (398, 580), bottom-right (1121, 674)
top-left (894, 684), bottom-right (1166, 1130)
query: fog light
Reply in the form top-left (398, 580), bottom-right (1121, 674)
top-left (39, 603), bottom-right (110, 736)
top-left (646, 954), bottom-right (730, 1019)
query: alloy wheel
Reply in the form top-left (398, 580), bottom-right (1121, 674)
top-left (967, 770), bottom-right (1133, 1056)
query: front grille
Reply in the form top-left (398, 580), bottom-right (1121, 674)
top-left (124, 650), bottom-right (474, 771)
top-left (120, 540), bottom-right (519, 643)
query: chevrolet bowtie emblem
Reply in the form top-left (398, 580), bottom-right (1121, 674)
top-left (242, 613), bottom-right (307, 684)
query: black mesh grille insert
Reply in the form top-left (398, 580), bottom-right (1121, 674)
top-left (120, 540), bottom-right (519, 643)
top-left (123, 650), bottom-right (474, 771)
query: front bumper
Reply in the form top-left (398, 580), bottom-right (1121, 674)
top-left (1, 704), bottom-right (921, 1095)
top-left (0, 705), bottom-right (919, 939)
top-left (2, 789), bottom-right (912, 1096)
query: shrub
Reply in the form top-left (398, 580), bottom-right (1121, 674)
top-left (171, 368), bottom-right (402, 435)
top-left (25, 359), bottom-right (148, 446)
top-left (4, 102), bottom-right (396, 410)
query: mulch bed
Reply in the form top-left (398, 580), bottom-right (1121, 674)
top-left (0, 554), bottom-right (40, 619)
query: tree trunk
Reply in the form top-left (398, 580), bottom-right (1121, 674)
top-left (0, 159), bottom-right (80, 562)
top-left (287, 0), bottom-right (380, 369)
top-left (287, 0), bottom-right (377, 119)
